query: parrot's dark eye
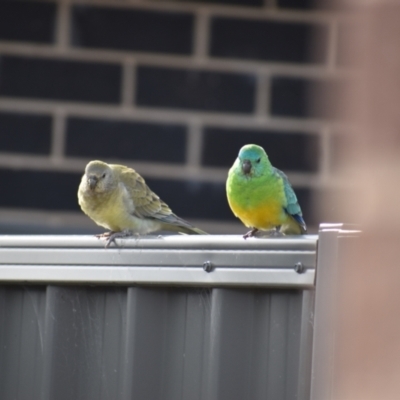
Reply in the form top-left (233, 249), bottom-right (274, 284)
top-left (102, 173), bottom-right (106, 178)
top-left (256, 158), bottom-right (261, 164)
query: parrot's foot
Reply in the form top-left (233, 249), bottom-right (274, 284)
top-left (104, 231), bottom-right (134, 248)
top-left (243, 228), bottom-right (259, 239)
top-left (95, 231), bottom-right (115, 240)
top-left (95, 230), bottom-right (133, 248)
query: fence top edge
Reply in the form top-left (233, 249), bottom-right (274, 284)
top-left (0, 234), bottom-right (318, 251)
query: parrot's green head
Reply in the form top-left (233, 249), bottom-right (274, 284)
top-left (235, 144), bottom-right (272, 178)
top-left (84, 160), bottom-right (116, 194)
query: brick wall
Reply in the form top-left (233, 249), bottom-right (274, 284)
top-left (0, 0), bottom-right (351, 234)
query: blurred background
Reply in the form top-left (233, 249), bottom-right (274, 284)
top-left (0, 0), bottom-right (348, 234)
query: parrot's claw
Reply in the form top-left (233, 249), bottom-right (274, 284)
top-left (95, 231), bottom-right (114, 239)
top-left (104, 231), bottom-right (133, 248)
top-left (94, 231), bottom-right (132, 248)
top-left (243, 228), bottom-right (259, 239)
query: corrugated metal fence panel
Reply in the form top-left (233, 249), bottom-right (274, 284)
top-left (0, 235), bottom-right (317, 400)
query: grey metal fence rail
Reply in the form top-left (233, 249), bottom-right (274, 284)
top-left (0, 235), bottom-right (316, 287)
top-left (0, 227), bottom-right (356, 400)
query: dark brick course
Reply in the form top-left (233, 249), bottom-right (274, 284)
top-left (72, 6), bottom-right (194, 55)
top-left (136, 66), bottom-right (256, 113)
top-left (0, 56), bottom-right (122, 104)
top-left (210, 17), bottom-right (328, 64)
top-left (0, 169), bottom-right (81, 211)
top-left (66, 117), bottom-right (187, 163)
top-left (0, 1), bottom-right (56, 44)
top-left (0, 112), bottom-right (52, 155)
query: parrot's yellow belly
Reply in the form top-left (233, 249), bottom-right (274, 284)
top-left (229, 198), bottom-right (285, 230)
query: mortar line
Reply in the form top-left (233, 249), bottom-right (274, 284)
top-left (186, 121), bottom-right (204, 168)
top-left (255, 72), bottom-right (271, 118)
top-left (56, 0), bottom-right (71, 50)
top-left (193, 9), bottom-right (210, 61)
top-left (122, 60), bottom-right (136, 107)
top-left (51, 109), bottom-right (67, 162)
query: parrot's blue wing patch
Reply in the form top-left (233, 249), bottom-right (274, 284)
top-left (290, 213), bottom-right (307, 232)
top-left (273, 167), bottom-right (307, 232)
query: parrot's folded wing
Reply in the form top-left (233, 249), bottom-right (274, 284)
top-left (117, 165), bottom-right (207, 234)
top-left (118, 166), bottom-right (172, 220)
top-left (273, 167), bottom-right (307, 233)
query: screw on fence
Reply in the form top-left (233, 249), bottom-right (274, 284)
top-left (294, 262), bottom-right (305, 274)
top-left (203, 261), bottom-right (213, 273)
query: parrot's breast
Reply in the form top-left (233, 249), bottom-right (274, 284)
top-left (227, 172), bottom-right (288, 230)
top-left (79, 185), bottom-right (131, 231)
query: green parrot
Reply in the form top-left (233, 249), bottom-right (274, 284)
top-left (226, 144), bottom-right (307, 238)
top-left (78, 160), bottom-right (207, 247)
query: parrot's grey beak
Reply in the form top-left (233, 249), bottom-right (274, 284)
top-left (88, 176), bottom-right (98, 190)
top-left (242, 159), bottom-right (252, 175)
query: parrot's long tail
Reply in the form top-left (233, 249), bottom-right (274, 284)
top-left (181, 226), bottom-right (209, 235)
top-left (161, 214), bottom-right (209, 235)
